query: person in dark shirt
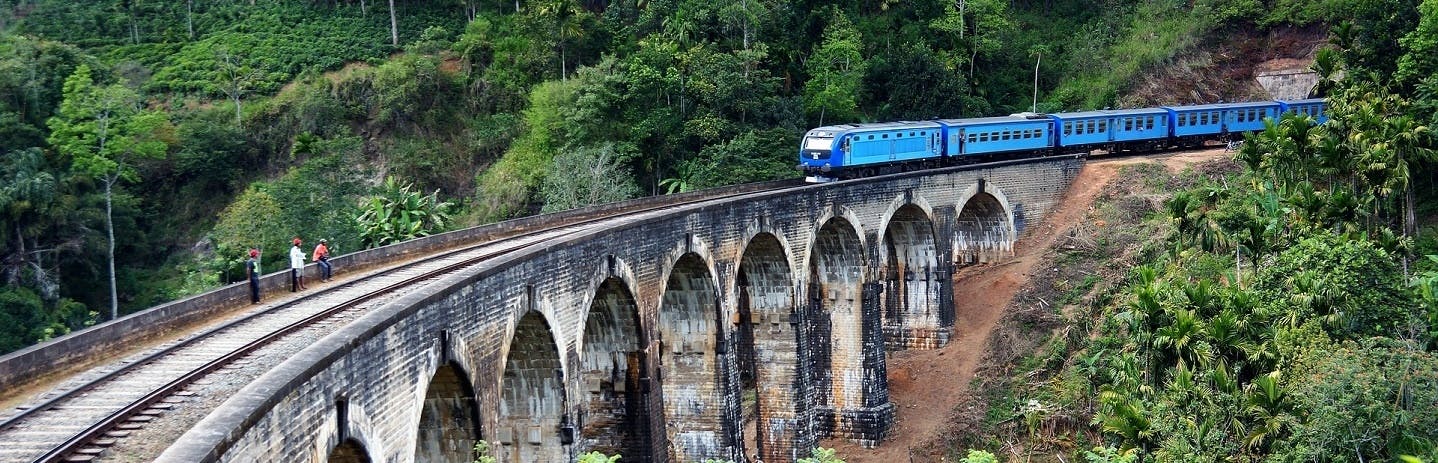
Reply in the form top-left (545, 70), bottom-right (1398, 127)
top-left (246, 248), bottom-right (262, 304)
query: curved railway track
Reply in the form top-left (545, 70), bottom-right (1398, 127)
top-left (0, 180), bottom-right (801, 463)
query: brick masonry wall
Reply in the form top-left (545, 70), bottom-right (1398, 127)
top-left (156, 157), bottom-right (1082, 463)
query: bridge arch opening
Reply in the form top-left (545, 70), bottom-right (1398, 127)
top-left (414, 362), bottom-right (481, 463)
top-left (326, 438), bottom-right (372, 463)
top-left (658, 253), bottom-right (726, 461)
top-left (737, 233), bottom-right (803, 461)
top-left (579, 277), bottom-right (652, 461)
top-left (499, 311), bottom-right (566, 462)
top-left (955, 192), bottom-right (1011, 265)
top-left (808, 217), bottom-right (867, 415)
top-left (882, 204), bottom-right (948, 350)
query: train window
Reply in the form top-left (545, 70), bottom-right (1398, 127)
top-left (1146, 117), bottom-right (1155, 129)
top-left (1098, 121), bottom-right (1107, 132)
top-left (1086, 121), bottom-right (1095, 133)
top-left (868, 135), bottom-right (875, 140)
top-left (1187, 113), bottom-right (1196, 126)
top-left (1211, 111), bottom-right (1219, 123)
top-left (1063, 122), bottom-right (1072, 135)
top-left (1001, 131), bottom-right (1011, 140)
top-left (882, 134), bottom-right (888, 139)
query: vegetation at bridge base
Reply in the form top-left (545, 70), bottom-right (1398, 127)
top-left (931, 5), bottom-right (1438, 461)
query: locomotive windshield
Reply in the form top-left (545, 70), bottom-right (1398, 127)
top-left (803, 137), bottom-right (834, 151)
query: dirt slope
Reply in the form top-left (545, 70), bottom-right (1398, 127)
top-left (821, 149), bottom-right (1227, 462)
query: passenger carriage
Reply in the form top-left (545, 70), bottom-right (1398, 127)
top-left (1049, 108), bottom-right (1169, 154)
top-left (1162, 101), bottom-right (1282, 148)
top-left (1277, 98), bottom-right (1328, 124)
top-left (937, 115), bottom-right (1053, 158)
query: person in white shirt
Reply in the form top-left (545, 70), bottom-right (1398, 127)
top-left (289, 237), bottom-right (307, 291)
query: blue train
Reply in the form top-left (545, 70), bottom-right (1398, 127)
top-left (797, 98), bottom-right (1328, 182)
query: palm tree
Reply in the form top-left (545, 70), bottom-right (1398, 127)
top-left (0, 148), bottom-right (59, 295)
top-left (1383, 114), bottom-right (1436, 240)
top-left (1243, 372), bottom-right (1291, 452)
top-left (536, 0), bottom-right (586, 80)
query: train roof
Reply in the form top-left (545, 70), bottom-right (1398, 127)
top-left (806, 121), bottom-right (942, 135)
top-left (1161, 101), bottom-right (1282, 112)
top-left (1276, 98), bottom-right (1326, 105)
top-left (1050, 107), bottom-right (1168, 119)
top-left (936, 115), bottom-right (1050, 126)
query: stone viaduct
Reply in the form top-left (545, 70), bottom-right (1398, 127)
top-left (157, 157), bottom-right (1083, 463)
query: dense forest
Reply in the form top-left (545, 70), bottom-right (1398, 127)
top-left (940, 1), bottom-right (1438, 462)
top-left (4, 0), bottom-right (1438, 460)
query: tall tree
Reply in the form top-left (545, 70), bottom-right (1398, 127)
top-left (214, 48), bottom-right (261, 125)
top-left (803, 10), bottom-right (865, 126)
top-left (389, 0), bottom-right (400, 46)
top-left (46, 65), bottom-right (172, 320)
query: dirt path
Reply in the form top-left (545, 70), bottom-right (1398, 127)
top-left (821, 149), bottom-right (1227, 462)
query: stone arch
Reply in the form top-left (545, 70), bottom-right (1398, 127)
top-left (498, 311), bottom-right (567, 462)
top-left (954, 184), bottom-right (1016, 265)
top-left (658, 252), bottom-right (726, 461)
top-left (414, 360), bottom-right (481, 463)
top-left (808, 216), bottom-right (865, 412)
top-left (880, 204), bottom-right (949, 350)
top-left (578, 276), bottom-right (652, 461)
top-left (326, 438), bottom-right (372, 463)
top-left (736, 232), bottom-right (806, 462)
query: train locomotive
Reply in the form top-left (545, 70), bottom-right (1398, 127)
top-left (797, 98), bottom-right (1328, 182)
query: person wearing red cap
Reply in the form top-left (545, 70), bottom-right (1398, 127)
top-left (246, 248), bottom-right (262, 304)
top-left (289, 237), bottom-right (307, 291)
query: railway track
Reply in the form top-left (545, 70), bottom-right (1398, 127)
top-left (0, 180), bottom-right (800, 463)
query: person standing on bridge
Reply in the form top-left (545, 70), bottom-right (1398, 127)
top-left (313, 238), bottom-right (332, 282)
top-left (246, 248), bottom-right (262, 304)
top-left (290, 237), bottom-right (307, 291)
